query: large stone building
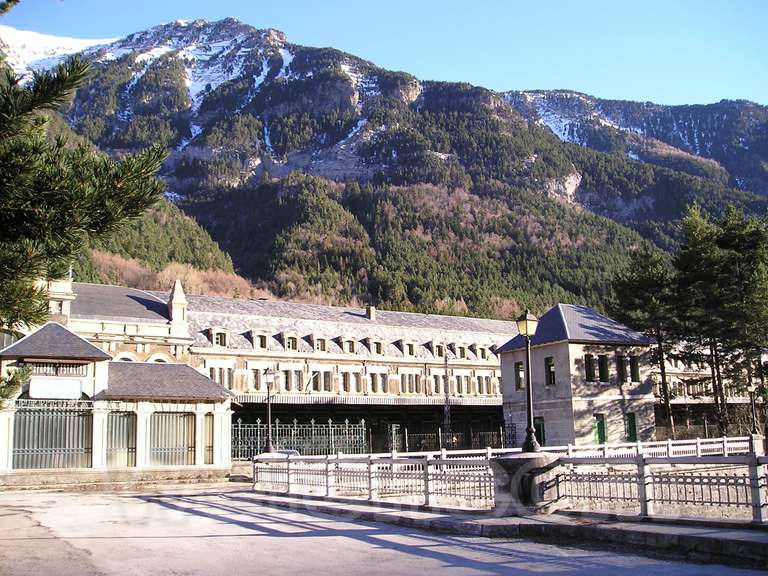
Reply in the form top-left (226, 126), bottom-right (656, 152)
top-left (498, 304), bottom-right (656, 446)
top-left (30, 279), bottom-right (516, 451)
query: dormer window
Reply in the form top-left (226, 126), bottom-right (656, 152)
top-left (435, 344), bottom-right (444, 357)
top-left (480, 348), bottom-right (487, 360)
top-left (406, 343), bottom-right (415, 356)
top-left (286, 337), bottom-right (298, 351)
top-left (458, 346), bottom-right (466, 359)
top-left (374, 341), bottom-right (383, 355)
top-left (258, 335), bottom-right (267, 349)
top-left (344, 340), bottom-right (356, 353)
top-left (316, 338), bottom-right (327, 352)
top-left (212, 330), bottom-right (228, 348)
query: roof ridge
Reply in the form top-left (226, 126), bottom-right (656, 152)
top-left (557, 303), bottom-right (571, 340)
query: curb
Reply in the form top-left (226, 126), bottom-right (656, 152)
top-left (245, 492), bottom-right (768, 568)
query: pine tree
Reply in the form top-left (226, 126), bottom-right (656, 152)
top-left (0, 22), bottom-right (166, 331)
top-left (612, 245), bottom-right (678, 438)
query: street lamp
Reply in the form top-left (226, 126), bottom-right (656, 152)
top-left (747, 383), bottom-right (759, 435)
top-left (265, 368), bottom-right (276, 453)
top-left (516, 309), bottom-right (540, 452)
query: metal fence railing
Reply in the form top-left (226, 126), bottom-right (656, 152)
top-left (12, 405), bottom-right (93, 469)
top-left (546, 453), bottom-right (768, 523)
top-left (149, 413), bottom-right (196, 466)
top-left (232, 418), bottom-right (367, 459)
top-left (252, 454), bottom-right (495, 510)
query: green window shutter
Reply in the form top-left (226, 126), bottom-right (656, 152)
top-left (534, 416), bottom-right (546, 446)
top-left (514, 361), bottom-right (524, 389)
top-left (598, 355), bottom-right (609, 382)
top-left (624, 412), bottom-right (637, 442)
top-left (630, 356), bottom-right (640, 382)
top-left (585, 355), bottom-right (596, 381)
top-left (544, 356), bottom-right (556, 386)
top-left (617, 355), bottom-right (627, 382)
top-left (594, 413), bottom-right (606, 443)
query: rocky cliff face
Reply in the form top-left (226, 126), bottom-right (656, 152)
top-left (505, 90), bottom-right (768, 194)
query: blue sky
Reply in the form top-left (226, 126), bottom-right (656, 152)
top-left (3, 0), bottom-right (766, 105)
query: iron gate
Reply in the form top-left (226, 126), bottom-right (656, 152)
top-left (232, 418), bottom-right (367, 459)
top-left (107, 412), bottom-right (136, 467)
top-left (13, 403), bottom-right (93, 469)
top-left (149, 412), bottom-right (196, 465)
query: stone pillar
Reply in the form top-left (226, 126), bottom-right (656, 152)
top-left (135, 402), bottom-right (154, 468)
top-left (194, 406), bottom-right (207, 466)
top-left (491, 452), bottom-right (560, 515)
top-left (0, 407), bottom-right (15, 471)
top-left (212, 402), bottom-right (231, 466)
top-left (91, 403), bottom-right (110, 469)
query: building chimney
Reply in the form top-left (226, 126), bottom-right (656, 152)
top-left (366, 305), bottom-right (376, 321)
top-left (168, 279), bottom-right (188, 330)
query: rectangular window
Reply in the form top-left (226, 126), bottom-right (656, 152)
top-left (544, 356), bottom-right (556, 387)
top-left (258, 335), bottom-right (267, 349)
top-left (598, 355), bottom-right (609, 382)
top-left (407, 343), bottom-right (415, 356)
top-left (400, 374), bottom-right (407, 393)
top-left (214, 332), bottom-right (227, 347)
top-left (534, 416), bottom-right (546, 446)
top-left (345, 340), bottom-right (356, 353)
top-left (316, 338), bottom-right (326, 352)
top-left (585, 354), bottom-right (596, 382)
top-left (370, 373), bottom-right (378, 393)
top-left (283, 370), bottom-right (292, 391)
top-left (630, 355), bottom-right (641, 382)
top-left (434, 375), bottom-right (441, 393)
top-left (459, 347), bottom-right (466, 359)
top-left (435, 345), bottom-right (444, 357)
top-left (323, 372), bottom-right (332, 392)
top-left (624, 412), bottom-right (637, 442)
top-left (594, 413), bottom-right (606, 444)
top-left (355, 373), bottom-right (363, 393)
top-left (253, 369), bottom-right (262, 391)
top-left (312, 371), bottom-right (321, 392)
top-left (477, 376), bottom-right (484, 394)
top-left (616, 354), bottom-right (627, 382)
top-left (374, 342), bottom-right (383, 355)
top-left (342, 372), bottom-right (351, 393)
top-left (480, 348), bottom-right (487, 360)
top-left (294, 370), bottom-right (303, 392)
top-left (514, 361), bottom-right (525, 390)
top-left (286, 337), bottom-right (297, 350)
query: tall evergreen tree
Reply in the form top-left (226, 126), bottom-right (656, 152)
top-left (0, 50), bottom-right (166, 332)
top-left (612, 245), bottom-right (677, 438)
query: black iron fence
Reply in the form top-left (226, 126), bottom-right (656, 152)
top-left (232, 418), bottom-right (368, 459)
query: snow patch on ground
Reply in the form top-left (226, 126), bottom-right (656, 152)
top-left (0, 24), bottom-right (117, 77)
top-left (275, 48), bottom-right (293, 79)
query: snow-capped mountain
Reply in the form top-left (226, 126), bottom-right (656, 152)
top-left (1, 18), bottom-right (766, 217)
top-left (505, 90), bottom-right (768, 193)
top-left (0, 23), bottom-right (116, 76)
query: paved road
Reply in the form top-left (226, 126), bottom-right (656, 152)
top-left (0, 487), bottom-right (764, 576)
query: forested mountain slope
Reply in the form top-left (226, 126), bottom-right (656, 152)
top-left (3, 18), bottom-right (766, 314)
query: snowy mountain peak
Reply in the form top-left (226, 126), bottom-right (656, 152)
top-left (0, 24), bottom-right (117, 76)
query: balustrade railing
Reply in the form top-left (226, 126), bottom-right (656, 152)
top-left (252, 454), bottom-right (495, 510)
top-left (549, 450), bottom-right (767, 523)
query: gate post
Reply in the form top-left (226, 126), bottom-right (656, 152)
top-left (0, 405), bottom-right (15, 470)
top-left (637, 453), bottom-right (654, 517)
top-left (134, 402), bottom-right (153, 469)
top-left (748, 453), bottom-right (767, 523)
top-left (91, 402), bottom-right (110, 469)
top-left (423, 455), bottom-right (432, 506)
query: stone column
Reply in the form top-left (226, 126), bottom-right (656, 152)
top-left (135, 402), bottom-right (154, 468)
top-left (91, 402), bottom-right (110, 469)
top-left (212, 402), bottom-right (231, 466)
top-left (0, 406), bottom-right (16, 471)
top-left (194, 406), bottom-right (207, 466)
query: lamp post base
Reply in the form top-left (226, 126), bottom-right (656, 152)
top-left (522, 428), bottom-right (541, 453)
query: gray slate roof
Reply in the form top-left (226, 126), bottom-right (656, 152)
top-left (497, 304), bottom-right (651, 353)
top-left (102, 362), bottom-right (230, 401)
top-left (0, 322), bottom-right (112, 360)
top-left (71, 283), bottom-right (169, 323)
